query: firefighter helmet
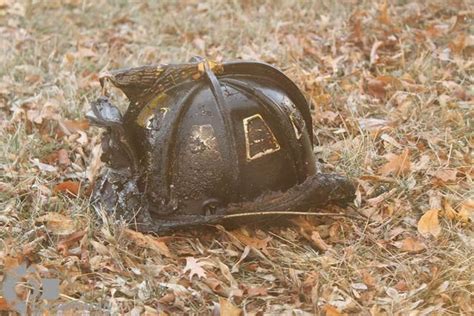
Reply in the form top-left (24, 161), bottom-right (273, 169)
top-left (87, 58), bottom-right (355, 232)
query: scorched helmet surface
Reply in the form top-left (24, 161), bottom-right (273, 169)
top-left (87, 57), bottom-right (355, 232)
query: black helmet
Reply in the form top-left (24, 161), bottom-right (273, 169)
top-left (88, 58), bottom-right (355, 232)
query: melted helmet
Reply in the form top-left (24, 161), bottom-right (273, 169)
top-left (88, 58), bottom-right (355, 232)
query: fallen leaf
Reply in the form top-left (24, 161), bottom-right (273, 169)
top-left (43, 149), bottom-right (70, 167)
top-left (310, 231), bottom-right (330, 252)
top-left (0, 297), bottom-right (10, 311)
top-left (57, 230), bottom-right (87, 255)
top-left (320, 110), bottom-right (339, 122)
top-left (53, 180), bottom-right (81, 196)
top-left (323, 304), bottom-right (342, 316)
top-left (358, 117), bottom-right (390, 131)
top-left (231, 229), bottom-right (271, 255)
top-left (218, 261), bottom-right (237, 287)
top-left (370, 40), bottom-right (383, 65)
top-left (433, 169), bottom-right (457, 183)
top-left (381, 133), bottom-right (402, 149)
top-left (0, 182), bottom-right (15, 195)
top-left (36, 212), bottom-right (76, 235)
top-left (31, 158), bottom-right (57, 173)
top-left (393, 236), bottom-right (426, 253)
top-left (366, 78), bottom-right (387, 99)
top-left (158, 292), bottom-right (175, 305)
top-left (362, 270), bottom-right (376, 289)
top-left (378, 0), bottom-right (391, 25)
top-left (418, 209), bottom-right (441, 237)
top-left (59, 119), bottom-right (89, 135)
top-left (457, 199), bottom-right (473, 223)
top-left (86, 144), bottom-right (103, 182)
top-left (123, 228), bottom-right (171, 257)
top-left (57, 149), bottom-right (71, 166)
top-left (183, 257), bottom-right (206, 281)
top-left (90, 240), bottom-right (110, 256)
top-left (247, 287), bottom-right (268, 297)
top-left (378, 149), bottom-right (411, 176)
top-left (394, 280), bottom-right (409, 292)
top-left (442, 199), bottom-right (458, 220)
top-left (219, 297), bottom-right (241, 316)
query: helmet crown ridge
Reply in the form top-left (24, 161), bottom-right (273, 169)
top-left (98, 59), bottom-right (223, 107)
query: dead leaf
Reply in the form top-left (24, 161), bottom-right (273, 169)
top-left (59, 119), bottom-right (89, 135)
top-left (231, 229), bottom-right (271, 255)
top-left (57, 230), bottom-right (87, 256)
top-left (380, 133), bottom-right (402, 149)
top-left (362, 270), bottom-right (376, 289)
top-left (31, 158), bottom-right (57, 173)
top-left (323, 304), bottom-right (342, 316)
top-left (86, 144), bottom-right (103, 182)
top-left (320, 110), bottom-right (339, 122)
top-left (0, 182), bottom-right (15, 195)
top-left (378, 0), bottom-right (391, 25)
top-left (219, 297), bottom-right (241, 316)
top-left (370, 41), bottom-right (383, 65)
top-left (158, 292), bottom-right (175, 305)
top-left (90, 240), bottom-right (110, 256)
top-left (418, 209), bottom-right (441, 238)
top-left (123, 228), bottom-right (171, 257)
top-left (53, 180), bottom-right (81, 196)
top-left (394, 280), bottom-right (409, 292)
top-left (57, 149), bottom-right (71, 166)
top-left (366, 78), bottom-right (387, 99)
top-left (36, 212), bottom-right (76, 235)
top-left (183, 257), bottom-right (206, 281)
top-left (393, 236), bottom-right (426, 253)
top-left (378, 149), bottom-right (411, 176)
top-left (0, 297), bottom-right (10, 311)
top-left (247, 287), bottom-right (268, 297)
top-left (433, 169), bottom-right (457, 183)
top-left (43, 148), bottom-right (70, 167)
top-left (310, 231), bottom-right (330, 252)
top-left (358, 117), bottom-right (390, 131)
top-left (442, 199), bottom-right (458, 220)
top-left (457, 199), bottom-right (473, 223)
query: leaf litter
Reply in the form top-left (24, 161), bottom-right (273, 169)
top-left (0, 0), bottom-right (472, 315)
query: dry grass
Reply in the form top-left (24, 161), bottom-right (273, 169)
top-left (0, 0), bottom-right (473, 315)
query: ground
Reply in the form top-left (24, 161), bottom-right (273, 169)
top-left (0, 0), bottom-right (473, 315)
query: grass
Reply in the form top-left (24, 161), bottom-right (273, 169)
top-left (0, 0), bottom-right (473, 315)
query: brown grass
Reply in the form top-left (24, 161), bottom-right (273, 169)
top-left (0, 0), bottom-right (473, 315)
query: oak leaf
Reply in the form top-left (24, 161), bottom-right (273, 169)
top-left (183, 257), bottom-right (206, 281)
top-left (418, 209), bottom-right (441, 237)
top-left (379, 149), bottom-right (411, 176)
top-left (231, 229), bottom-right (271, 255)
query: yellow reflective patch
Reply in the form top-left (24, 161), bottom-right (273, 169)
top-left (136, 93), bottom-right (168, 127)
